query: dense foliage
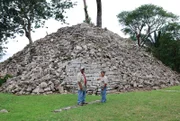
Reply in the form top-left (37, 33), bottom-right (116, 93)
top-left (0, 0), bottom-right (74, 58)
top-left (117, 4), bottom-right (177, 46)
top-left (117, 4), bottom-right (180, 73)
top-left (152, 23), bottom-right (180, 72)
top-left (0, 74), bottom-right (12, 86)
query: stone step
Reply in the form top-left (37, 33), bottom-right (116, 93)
top-left (53, 100), bottom-right (101, 113)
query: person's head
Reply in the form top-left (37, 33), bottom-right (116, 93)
top-left (80, 66), bottom-right (85, 73)
top-left (101, 71), bottom-right (105, 77)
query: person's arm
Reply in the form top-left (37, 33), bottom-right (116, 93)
top-left (77, 74), bottom-right (83, 90)
top-left (97, 76), bottom-right (102, 81)
top-left (97, 78), bottom-right (101, 81)
top-left (101, 83), bottom-right (106, 90)
top-left (78, 82), bottom-right (83, 90)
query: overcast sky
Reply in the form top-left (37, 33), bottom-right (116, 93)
top-left (1, 0), bottom-right (180, 62)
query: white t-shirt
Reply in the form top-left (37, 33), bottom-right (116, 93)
top-left (77, 72), bottom-right (86, 90)
top-left (100, 76), bottom-right (108, 87)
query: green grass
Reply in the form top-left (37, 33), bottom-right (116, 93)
top-left (0, 86), bottom-right (180, 121)
top-left (163, 85), bottom-right (180, 90)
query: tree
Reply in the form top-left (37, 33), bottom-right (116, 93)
top-left (0, 0), bottom-right (74, 45)
top-left (0, 0), bottom-right (13, 41)
top-left (117, 4), bottom-right (178, 46)
top-left (153, 36), bottom-right (180, 72)
top-left (96, 0), bottom-right (102, 27)
top-left (162, 22), bottom-right (180, 40)
top-left (83, 0), bottom-right (91, 24)
top-left (0, 0), bottom-right (14, 58)
top-left (151, 23), bottom-right (180, 72)
top-left (0, 42), bottom-right (4, 60)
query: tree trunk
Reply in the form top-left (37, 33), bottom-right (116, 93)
top-left (96, 0), bottom-right (102, 27)
top-left (25, 30), bottom-right (33, 45)
top-left (28, 31), bottom-right (33, 45)
top-left (25, 19), bottom-right (33, 44)
top-left (83, 0), bottom-right (90, 24)
top-left (136, 34), bottom-right (141, 46)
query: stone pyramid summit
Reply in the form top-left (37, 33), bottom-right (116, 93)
top-left (0, 23), bottom-right (179, 95)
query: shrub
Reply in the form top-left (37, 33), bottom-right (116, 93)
top-left (0, 74), bottom-right (13, 86)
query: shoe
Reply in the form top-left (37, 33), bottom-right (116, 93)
top-left (101, 101), bottom-right (106, 103)
top-left (78, 103), bottom-right (83, 106)
top-left (82, 102), bottom-right (88, 104)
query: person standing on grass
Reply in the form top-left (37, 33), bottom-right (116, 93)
top-left (97, 71), bottom-right (108, 103)
top-left (77, 66), bottom-right (88, 106)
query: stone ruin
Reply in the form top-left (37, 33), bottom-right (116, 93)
top-left (0, 23), bottom-right (179, 95)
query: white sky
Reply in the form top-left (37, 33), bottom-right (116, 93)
top-left (1, 0), bottom-right (180, 62)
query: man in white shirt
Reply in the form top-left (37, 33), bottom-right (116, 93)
top-left (77, 66), bottom-right (87, 106)
top-left (97, 71), bottom-right (108, 103)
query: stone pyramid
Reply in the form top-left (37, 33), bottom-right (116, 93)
top-left (0, 23), bottom-right (179, 95)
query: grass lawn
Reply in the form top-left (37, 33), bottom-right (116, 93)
top-left (0, 86), bottom-right (180, 121)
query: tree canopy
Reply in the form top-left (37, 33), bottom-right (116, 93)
top-left (0, 0), bottom-right (74, 44)
top-left (152, 22), bottom-right (180, 72)
top-left (117, 4), bottom-right (178, 46)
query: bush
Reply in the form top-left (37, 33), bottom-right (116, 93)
top-left (0, 74), bottom-right (12, 86)
top-left (152, 34), bottom-right (180, 73)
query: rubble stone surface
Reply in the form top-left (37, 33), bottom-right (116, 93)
top-left (0, 23), bottom-right (179, 95)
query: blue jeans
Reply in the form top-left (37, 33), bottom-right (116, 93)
top-left (101, 87), bottom-right (107, 103)
top-left (77, 90), bottom-right (86, 104)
